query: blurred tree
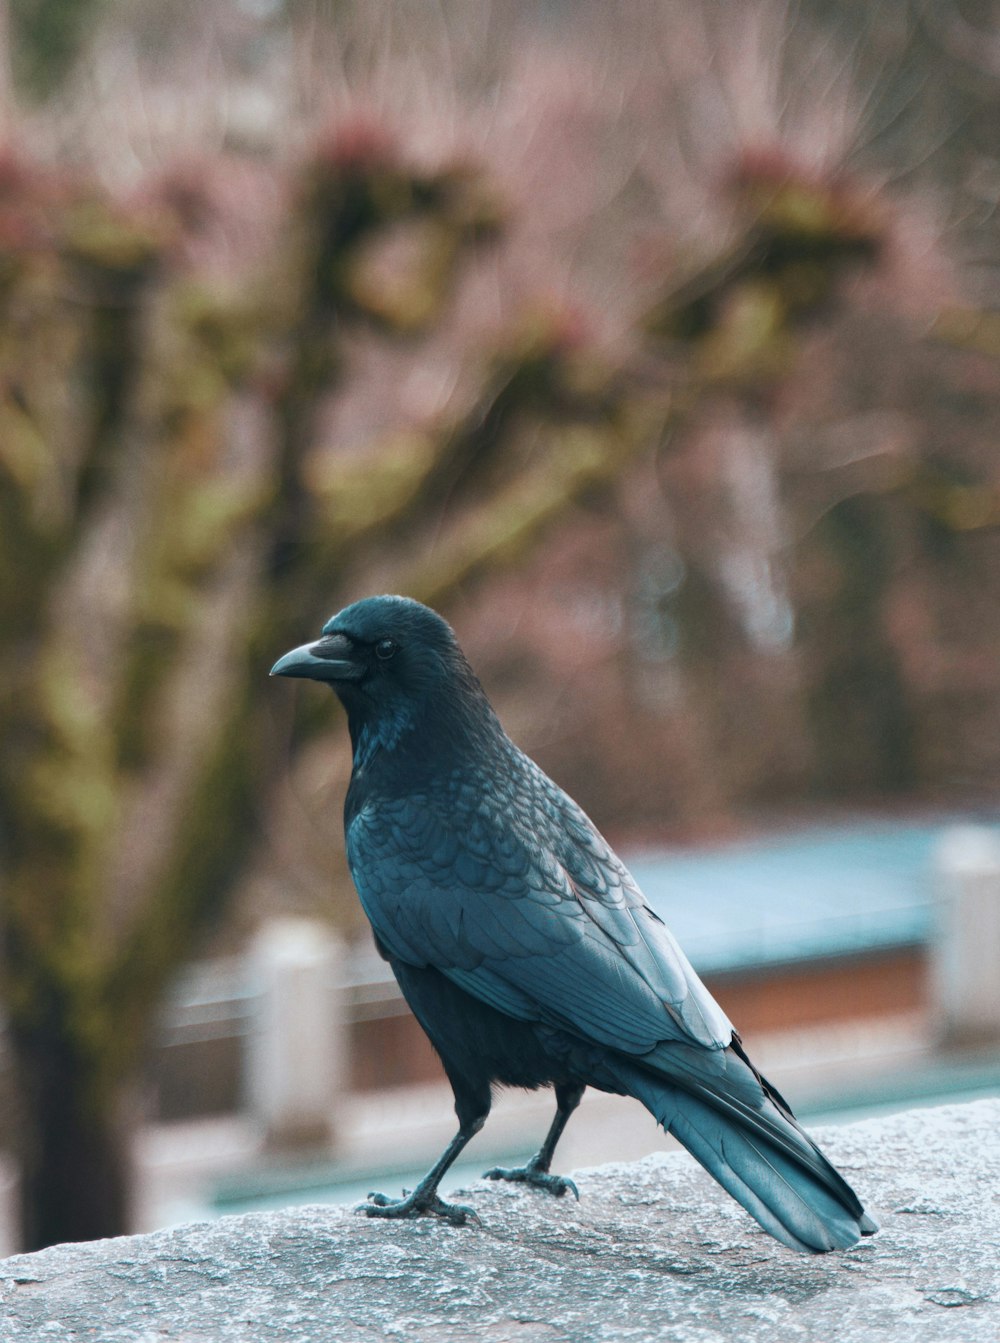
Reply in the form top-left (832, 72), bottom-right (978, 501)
top-left (0, 131), bottom-right (634, 1249)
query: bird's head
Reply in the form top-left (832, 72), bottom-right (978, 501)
top-left (270, 595), bottom-right (491, 761)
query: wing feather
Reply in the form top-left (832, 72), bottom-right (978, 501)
top-left (346, 770), bottom-right (733, 1054)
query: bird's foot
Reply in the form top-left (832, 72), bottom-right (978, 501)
top-left (358, 1187), bottom-right (480, 1226)
top-left (483, 1163), bottom-right (579, 1200)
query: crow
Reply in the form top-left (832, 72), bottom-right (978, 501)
top-left (271, 594), bottom-right (878, 1253)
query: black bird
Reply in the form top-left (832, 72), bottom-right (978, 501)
top-left (271, 595), bottom-right (879, 1253)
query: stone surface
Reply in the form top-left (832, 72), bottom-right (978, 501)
top-left (1, 1099), bottom-right (998, 1342)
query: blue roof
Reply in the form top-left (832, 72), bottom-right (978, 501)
top-left (623, 816), bottom-right (1000, 975)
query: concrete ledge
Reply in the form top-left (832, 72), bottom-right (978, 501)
top-left (1, 1099), bottom-right (998, 1342)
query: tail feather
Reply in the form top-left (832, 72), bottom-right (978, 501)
top-left (616, 1062), bottom-right (878, 1254)
top-left (669, 1096), bottom-right (865, 1253)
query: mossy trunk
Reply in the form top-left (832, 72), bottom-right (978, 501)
top-left (9, 1029), bottom-right (132, 1251)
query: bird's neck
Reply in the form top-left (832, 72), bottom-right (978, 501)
top-left (346, 689), bottom-right (509, 783)
top-left (349, 710), bottom-right (411, 773)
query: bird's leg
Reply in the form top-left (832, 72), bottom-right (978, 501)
top-left (484, 1083), bottom-right (584, 1199)
top-left (361, 1086), bottom-right (488, 1226)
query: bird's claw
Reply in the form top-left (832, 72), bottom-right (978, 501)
top-left (483, 1165), bottom-right (579, 1200)
top-left (357, 1189), bottom-right (480, 1225)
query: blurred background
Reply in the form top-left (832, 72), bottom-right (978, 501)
top-left (2, 0), bottom-right (1000, 1254)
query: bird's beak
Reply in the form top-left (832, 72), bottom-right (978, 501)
top-left (269, 633), bottom-right (362, 683)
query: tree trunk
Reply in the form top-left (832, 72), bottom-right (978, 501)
top-left (9, 1031), bottom-right (133, 1252)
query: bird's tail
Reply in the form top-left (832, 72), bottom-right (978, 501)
top-left (611, 1049), bottom-right (879, 1254)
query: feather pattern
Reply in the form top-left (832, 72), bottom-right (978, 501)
top-left (275, 594), bottom-right (878, 1252)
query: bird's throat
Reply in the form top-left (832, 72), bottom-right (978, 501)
top-left (350, 708), bottom-right (414, 771)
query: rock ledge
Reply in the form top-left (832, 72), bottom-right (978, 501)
top-left (1, 1099), bottom-right (998, 1342)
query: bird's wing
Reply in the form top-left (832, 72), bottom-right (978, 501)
top-left (346, 778), bottom-right (733, 1055)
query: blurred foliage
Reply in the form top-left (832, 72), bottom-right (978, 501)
top-left (647, 152), bottom-right (883, 381)
top-left (6, 0), bottom-right (110, 100)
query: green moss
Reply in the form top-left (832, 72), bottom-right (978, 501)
top-left (63, 200), bottom-right (168, 282)
top-left (310, 432), bottom-right (437, 534)
top-left (0, 395), bottom-right (52, 495)
top-left (694, 281), bottom-right (789, 385)
top-left (412, 422), bottom-right (631, 604)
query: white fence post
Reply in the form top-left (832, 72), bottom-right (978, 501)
top-left (933, 826), bottom-right (1000, 1045)
top-left (247, 919), bottom-right (347, 1150)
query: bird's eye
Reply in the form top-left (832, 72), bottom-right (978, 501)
top-left (374, 638), bottom-right (398, 661)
